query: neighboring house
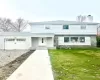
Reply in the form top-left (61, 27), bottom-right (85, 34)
top-left (0, 20), bottom-right (99, 50)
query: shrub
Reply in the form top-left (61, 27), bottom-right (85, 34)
top-left (97, 36), bottom-right (100, 47)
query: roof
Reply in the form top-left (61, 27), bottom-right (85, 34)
top-left (0, 32), bottom-right (54, 37)
top-left (29, 20), bottom-right (99, 25)
top-left (0, 32), bottom-right (96, 36)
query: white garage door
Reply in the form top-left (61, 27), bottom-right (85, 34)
top-left (5, 38), bottom-right (26, 50)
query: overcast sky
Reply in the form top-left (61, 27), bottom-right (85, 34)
top-left (0, 0), bottom-right (100, 22)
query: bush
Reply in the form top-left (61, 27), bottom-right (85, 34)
top-left (97, 36), bottom-right (100, 47)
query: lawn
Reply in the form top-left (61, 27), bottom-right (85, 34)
top-left (49, 48), bottom-right (100, 80)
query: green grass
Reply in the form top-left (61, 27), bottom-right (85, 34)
top-left (49, 49), bottom-right (100, 80)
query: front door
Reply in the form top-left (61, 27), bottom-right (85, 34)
top-left (39, 37), bottom-right (46, 46)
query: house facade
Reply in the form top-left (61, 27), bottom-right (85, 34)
top-left (0, 21), bottom-right (99, 50)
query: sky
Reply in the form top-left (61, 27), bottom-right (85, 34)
top-left (0, 0), bottom-right (100, 22)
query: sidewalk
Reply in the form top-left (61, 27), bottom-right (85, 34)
top-left (7, 49), bottom-right (54, 80)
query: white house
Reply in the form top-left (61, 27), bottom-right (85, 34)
top-left (0, 20), bottom-right (99, 50)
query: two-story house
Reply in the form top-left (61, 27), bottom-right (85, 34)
top-left (30, 20), bottom-right (98, 48)
top-left (0, 20), bottom-right (99, 50)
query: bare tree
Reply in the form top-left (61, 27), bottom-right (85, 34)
top-left (77, 15), bottom-right (86, 22)
top-left (0, 18), bottom-right (14, 32)
top-left (12, 18), bottom-right (28, 32)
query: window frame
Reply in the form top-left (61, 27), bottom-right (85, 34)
top-left (64, 37), bottom-right (69, 43)
top-left (71, 37), bottom-right (78, 42)
top-left (81, 25), bottom-right (86, 29)
top-left (63, 36), bottom-right (85, 43)
top-left (42, 38), bottom-right (44, 43)
top-left (45, 25), bottom-right (50, 29)
top-left (80, 37), bottom-right (85, 42)
top-left (63, 25), bottom-right (69, 29)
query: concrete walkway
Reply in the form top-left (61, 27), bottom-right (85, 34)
top-left (7, 49), bottom-right (54, 80)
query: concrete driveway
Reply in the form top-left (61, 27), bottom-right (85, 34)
top-left (7, 49), bottom-right (54, 80)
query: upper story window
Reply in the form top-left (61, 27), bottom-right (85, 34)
top-left (81, 25), bottom-right (86, 29)
top-left (45, 26), bottom-right (50, 29)
top-left (63, 25), bottom-right (69, 29)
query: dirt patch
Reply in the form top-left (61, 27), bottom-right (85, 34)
top-left (0, 50), bottom-right (34, 80)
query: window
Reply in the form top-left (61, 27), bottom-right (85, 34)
top-left (81, 25), bottom-right (86, 29)
top-left (64, 37), bottom-right (69, 42)
top-left (63, 25), bottom-right (69, 29)
top-left (17, 39), bottom-right (26, 41)
top-left (42, 38), bottom-right (44, 43)
top-left (71, 37), bottom-right (78, 42)
top-left (80, 37), bottom-right (85, 42)
top-left (6, 39), bottom-right (15, 41)
top-left (45, 26), bottom-right (50, 29)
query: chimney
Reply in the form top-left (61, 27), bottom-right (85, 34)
top-left (86, 15), bottom-right (93, 22)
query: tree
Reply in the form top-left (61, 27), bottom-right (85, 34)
top-left (77, 15), bottom-right (86, 22)
top-left (12, 18), bottom-right (28, 32)
top-left (97, 36), bottom-right (100, 47)
top-left (0, 18), bottom-right (14, 32)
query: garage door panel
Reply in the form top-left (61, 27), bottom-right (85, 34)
top-left (15, 42), bottom-right (27, 49)
top-left (5, 38), bottom-right (16, 50)
top-left (5, 42), bottom-right (16, 49)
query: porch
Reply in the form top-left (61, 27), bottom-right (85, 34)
top-left (31, 33), bottom-right (55, 49)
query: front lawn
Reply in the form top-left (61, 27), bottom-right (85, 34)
top-left (49, 49), bottom-right (100, 80)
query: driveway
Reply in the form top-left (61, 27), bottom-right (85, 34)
top-left (7, 49), bottom-right (54, 80)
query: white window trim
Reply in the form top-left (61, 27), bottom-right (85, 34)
top-left (44, 25), bottom-right (50, 30)
top-left (64, 37), bottom-right (69, 42)
top-left (63, 25), bottom-right (69, 29)
top-left (81, 25), bottom-right (86, 29)
top-left (64, 36), bottom-right (85, 43)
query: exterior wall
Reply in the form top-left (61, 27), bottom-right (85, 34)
top-left (54, 35), bottom-right (97, 48)
top-left (46, 37), bottom-right (54, 47)
top-left (90, 36), bottom-right (97, 46)
top-left (54, 36), bottom-right (58, 47)
top-left (58, 36), bottom-right (91, 46)
top-left (31, 37), bottom-right (39, 49)
top-left (31, 24), bottom-right (97, 35)
top-left (0, 36), bottom-right (5, 49)
top-left (1, 36), bottom-right (31, 50)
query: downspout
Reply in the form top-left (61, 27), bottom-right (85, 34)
top-left (4, 38), bottom-right (5, 50)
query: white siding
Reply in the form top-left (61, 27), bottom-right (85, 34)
top-left (31, 25), bottom-right (97, 35)
top-left (58, 36), bottom-right (91, 46)
top-left (31, 37), bottom-right (38, 49)
top-left (0, 37), bottom-right (4, 49)
top-left (46, 37), bottom-right (54, 47)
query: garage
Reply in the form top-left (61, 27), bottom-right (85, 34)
top-left (4, 38), bottom-right (30, 50)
